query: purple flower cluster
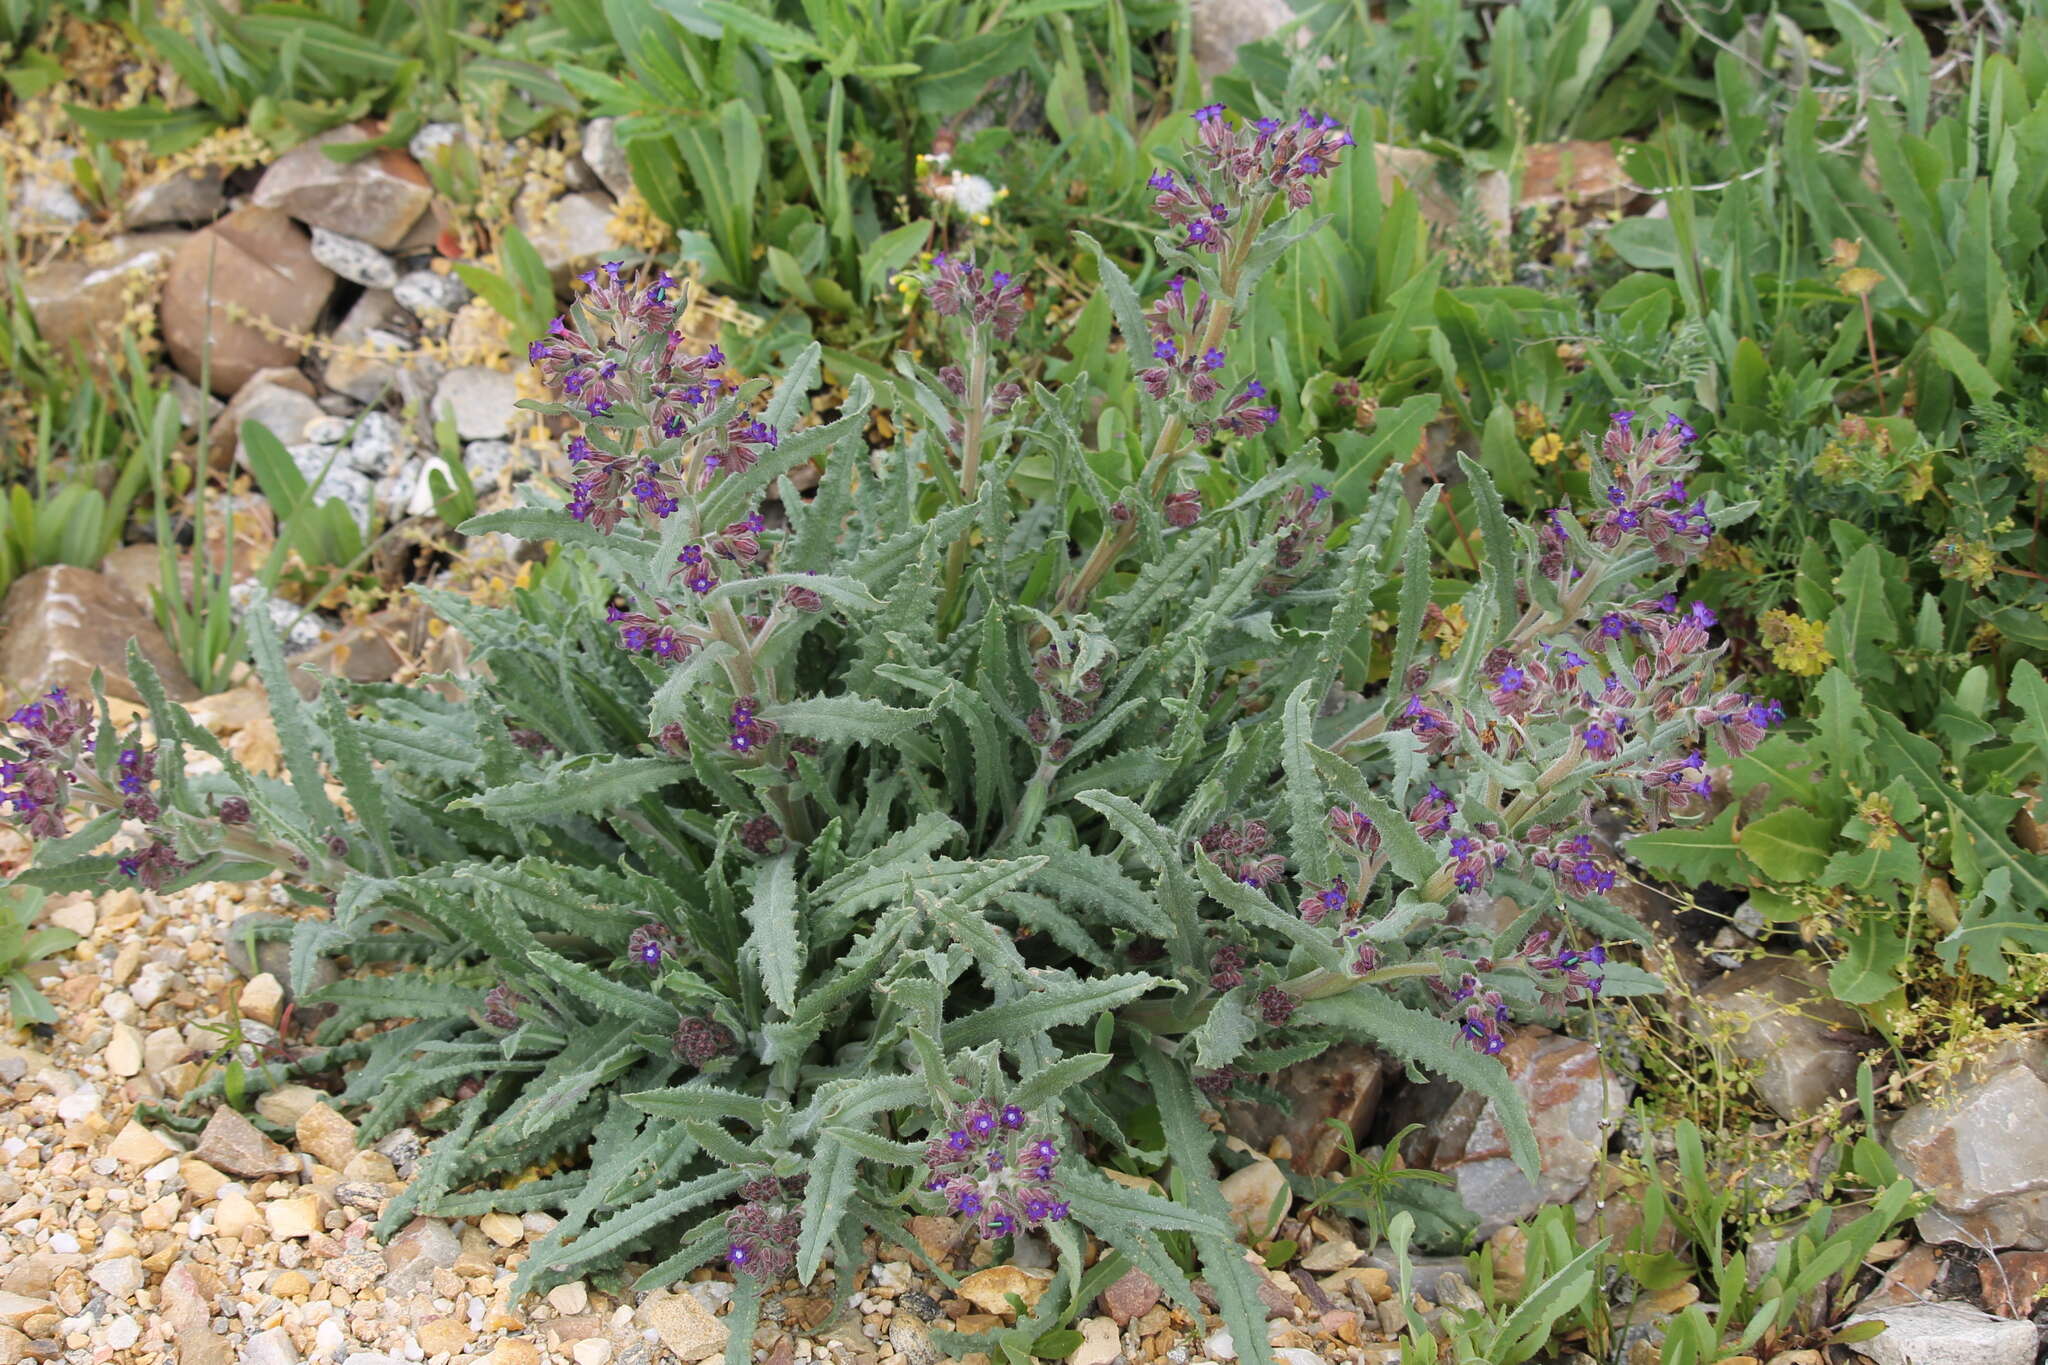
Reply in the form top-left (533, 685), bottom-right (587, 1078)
top-left (739, 814), bottom-right (785, 856)
top-left (1154, 106), bottom-right (1354, 234)
top-left (4, 688), bottom-right (191, 889)
top-left (1, 687), bottom-right (93, 840)
top-left (481, 984), bottom-right (527, 1030)
top-left (625, 922), bottom-right (679, 968)
top-left (1136, 278), bottom-right (1280, 443)
top-left (1529, 833), bottom-right (1619, 895)
top-left (530, 268), bottom-right (780, 535)
top-left (726, 697), bottom-right (777, 756)
top-left (1519, 930), bottom-right (1608, 1004)
top-left (1577, 412), bottom-right (1714, 565)
top-left (1198, 817), bottom-right (1286, 888)
top-left (1448, 974), bottom-right (1511, 1055)
top-left (920, 1099), bottom-right (1069, 1239)
top-left (725, 1174), bottom-right (804, 1280)
top-left (1261, 484), bottom-right (1334, 594)
top-left (674, 1014), bottom-right (737, 1069)
top-left (923, 254), bottom-right (1028, 342)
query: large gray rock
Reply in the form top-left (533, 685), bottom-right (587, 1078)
top-left (126, 166), bottom-right (226, 228)
top-left (1888, 1039), bottom-right (2048, 1250)
top-left (1414, 1028), bottom-right (1631, 1238)
top-left (251, 124), bottom-right (432, 250)
top-left (433, 367), bottom-right (519, 441)
top-left (1693, 956), bottom-right (1872, 1120)
top-left (1191, 0), bottom-right (1304, 77)
top-left (515, 191), bottom-right (622, 280)
top-left (1843, 1302), bottom-right (2039, 1365)
top-left (221, 376), bottom-right (326, 474)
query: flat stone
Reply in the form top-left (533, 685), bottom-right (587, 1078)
top-left (162, 206), bottom-right (337, 396)
top-left (1101, 1266), bottom-right (1160, 1326)
top-left (514, 192), bottom-right (621, 280)
top-left (191, 1106), bottom-right (296, 1179)
top-left (264, 1195), bottom-right (324, 1239)
top-left (238, 972), bottom-right (285, 1027)
top-left (1414, 1027), bottom-right (1631, 1238)
top-left (433, 366), bottom-right (519, 440)
top-left (1374, 144), bottom-right (1511, 241)
top-left (1694, 956), bottom-right (1871, 1119)
top-left (107, 1120), bottom-right (178, 1167)
top-left (1220, 1155), bottom-right (1291, 1240)
top-left (547, 1281), bottom-right (589, 1314)
top-left (1191, 0), bottom-right (1305, 76)
top-left (1889, 1039), bottom-right (2048, 1249)
top-left (22, 233), bottom-right (188, 362)
top-left (1227, 1045), bottom-right (1391, 1177)
top-left (89, 1255), bottom-right (143, 1299)
top-left (324, 291), bottom-right (431, 403)
top-left (127, 165), bottom-right (227, 228)
top-left (0, 1290), bottom-right (55, 1329)
top-left (105, 1024), bottom-right (145, 1078)
top-left (295, 1101), bottom-right (358, 1169)
top-left (1070, 1315), bottom-right (1122, 1365)
top-left (479, 1212), bottom-right (524, 1247)
top-left (1844, 1301), bottom-right (2038, 1365)
top-left (252, 124), bottom-right (431, 249)
top-left (958, 1265), bottom-right (1053, 1317)
top-left (210, 366), bottom-right (320, 469)
top-left (382, 1218), bottom-right (461, 1297)
top-left (0, 566), bottom-right (199, 704)
top-left (392, 267), bottom-right (471, 320)
top-left (417, 1319), bottom-right (472, 1357)
top-left (571, 1340), bottom-right (612, 1365)
top-left (308, 227), bottom-right (399, 288)
top-left (240, 1326), bottom-right (299, 1365)
top-left (636, 1290), bottom-right (727, 1362)
top-left (579, 118), bottom-right (634, 200)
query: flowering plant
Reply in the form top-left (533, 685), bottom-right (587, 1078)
top-left (6, 108), bottom-right (1759, 1364)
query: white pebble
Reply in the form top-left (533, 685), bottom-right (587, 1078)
top-left (106, 1315), bottom-right (141, 1350)
top-left (144, 1156), bottom-right (179, 1183)
top-left (50, 1231), bottom-right (79, 1253)
top-left (57, 1087), bottom-right (101, 1121)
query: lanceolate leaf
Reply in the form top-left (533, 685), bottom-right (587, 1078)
top-left (1302, 988), bottom-right (1542, 1178)
top-left (746, 852), bottom-right (803, 1016)
top-left (455, 755), bottom-right (682, 821)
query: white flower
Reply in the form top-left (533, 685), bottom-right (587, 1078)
top-left (940, 173), bottom-right (998, 216)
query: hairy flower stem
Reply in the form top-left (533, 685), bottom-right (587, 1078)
top-left (1054, 207), bottom-right (1268, 621)
top-left (706, 601), bottom-right (813, 842)
top-left (939, 335), bottom-right (993, 634)
top-left (1120, 961), bottom-right (1442, 1037)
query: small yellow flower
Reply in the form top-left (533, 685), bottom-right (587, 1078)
top-left (1512, 401), bottom-right (1547, 441)
top-left (1528, 432), bottom-right (1564, 467)
top-left (1838, 266), bottom-right (1884, 298)
top-left (1760, 609), bottom-right (1834, 677)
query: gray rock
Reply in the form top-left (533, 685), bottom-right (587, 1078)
top-left (392, 268), bottom-right (471, 321)
top-left (126, 165), bottom-right (226, 228)
top-left (514, 191), bottom-right (621, 280)
top-left (377, 1127), bottom-right (423, 1178)
top-left (462, 439), bottom-right (532, 487)
top-left (345, 410), bottom-right (405, 475)
top-left (407, 122), bottom-right (465, 165)
top-left (21, 233), bottom-right (189, 361)
top-left (222, 912), bottom-right (339, 999)
top-left (230, 583), bottom-right (330, 655)
top-left (308, 227), bottom-right (400, 289)
top-left (1843, 1302), bottom-right (2039, 1365)
top-left (302, 416), bottom-right (351, 446)
top-left (1191, 0), bottom-right (1305, 77)
top-left (10, 150), bottom-right (87, 229)
top-left (580, 118), bottom-right (634, 200)
top-left (191, 1106), bottom-right (295, 1179)
top-left (381, 1217), bottom-right (459, 1298)
top-left (433, 367), bottom-right (518, 441)
top-left (251, 123), bottom-right (431, 249)
top-left (1693, 956), bottom-right (1872, 1120)
top-left (222, 375), bottom-right (325, 472)
top-left (1414, 1027), bottom-right (1631, 1238)
top-left (1888, 1039), bottom-right (2048, 1250)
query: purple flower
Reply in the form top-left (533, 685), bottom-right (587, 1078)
top-left (1193, 103), bottom-right (1226, 123)
top-left (1148, 170), bottom-right (1175, 191)
top-left (1154, 340), bottom-right (1177, 360)
top-left (1202, 347), bottom-right (1225, 370)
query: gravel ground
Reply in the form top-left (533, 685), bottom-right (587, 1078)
top-left (0, 826), bottom-right (1409, 1365)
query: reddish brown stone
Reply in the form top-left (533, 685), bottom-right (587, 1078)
top-left (161, 207), bottom-right (336, 395)
top-left (1225, 1043), bottom-right (1390, 1176)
